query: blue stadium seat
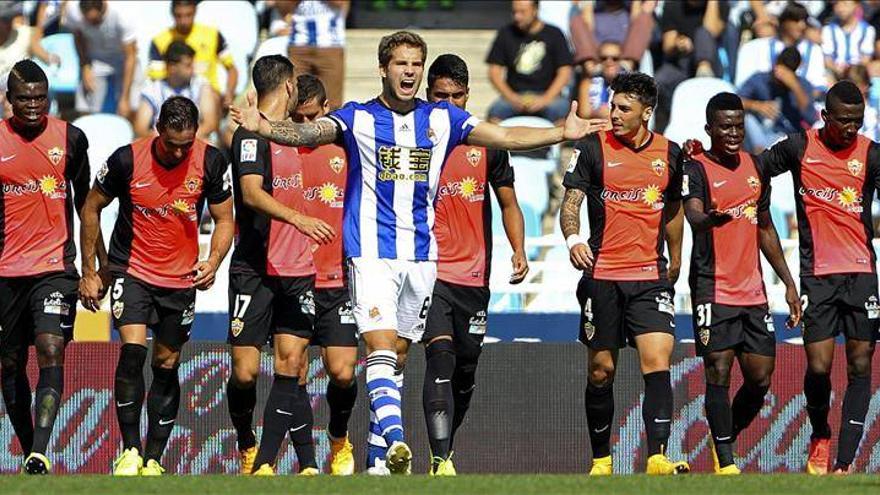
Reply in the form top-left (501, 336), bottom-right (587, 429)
top-left (509, 155), bottom-right (552, 214)
top-left (37, 34), bottom-right (79, 94)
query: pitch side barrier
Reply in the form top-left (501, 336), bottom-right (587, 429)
top-left (1, 343), bottom-right (878, 474)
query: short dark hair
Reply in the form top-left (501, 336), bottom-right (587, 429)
top-left (157, 96), bottom-right (199, 132)
top-left (826, 80), bottom-right (864, 110)
top-left (171, 0), bottom-right (197, 10)
top-left (7, 59), bottom-right (48, 93)
top-left (609, 71), bottom-right (657, 109)
top-left (378, 31), bottom-right (427, 67)
top-left (296, 74), bottom-right (327, 106)
top-left (776, 46), bottom-right (801, 72)
top-left (164, 40), bottom-right (196, 64)
top-left (428, 54), bottom-right (469, 89)
top-left (778, 2), bottom-right (808, 24)
top-left (252, 55), bottom-right (294, 98)
top-left (79, 0), bottom-right (104, 14)
top-left (705, 92), bottom-right (743, 124)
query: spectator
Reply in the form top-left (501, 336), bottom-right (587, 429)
top-left (570, 0), bottom-right (655, 73)
top-left (822, 0), bottom-right (875, 81)
top-left (576, 41), bottom-right (622, 119)
top-left (735, 3), bottom-right (827, 97)
top-left (654, 0), bottom-right (729, 133)
top-left (148, 0), bottom-right (238, 111)
top-left (26, 0), bottom-right (63, 65)
top-left (739, 46), bottom-right (815, 153)
top-left (486, 0), bottom-right (573, 124)
top-left (134, 40), bottom-right (218, 141)
top-left (287, 0), bottom-right (349, 110)
top-left (843, 63), bottom-right (880, 141)
top-left (265, 0), bottom-right (296, 37)
top-left (63, 0), bottom-right (138, 118)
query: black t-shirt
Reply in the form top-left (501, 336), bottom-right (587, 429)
top-left (485, 23), bottom-right (573, 94)
top-left (660, 0), bottom-right (730, 40)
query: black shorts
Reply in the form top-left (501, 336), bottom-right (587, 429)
top-left (110, 272), bottom-right (196, 349)
top-left (423, 280), bottom-right (489, 359)
top-left (800, 273), bottom-right (880, 344)
top-left (312, 287), bottom-right (358, 348)
top-left (691, 302), bottom-right (776, 357)
top-left (576, 276), bottom-right (675, 349)
top-left (227, 271), bottom-right (315, 347)
top-left (0, 272), bottom-right (78, 355)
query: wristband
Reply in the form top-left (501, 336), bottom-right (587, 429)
top-left (566, 234), bottom-right (584, 250)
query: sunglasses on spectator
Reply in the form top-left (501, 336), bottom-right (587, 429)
top-left (600, 55), bottom-right (620, 62)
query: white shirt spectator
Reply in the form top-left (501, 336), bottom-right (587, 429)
top-left (0, 24), bottom-right (32, 90)
top-left (289, 1), bottom-right (345, 48)
top-left (62, 1), bottom-right (136, 77)
top-left (139, 75), bottom-right (208, 127)
top-left (735, 37), bottom-right (827, 91)
top-left (822, 20), bottom-right (875, 66)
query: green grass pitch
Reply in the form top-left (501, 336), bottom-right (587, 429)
top-left (0, 474), bottom-right (878, 495)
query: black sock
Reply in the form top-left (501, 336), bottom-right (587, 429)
top-left (326, 381), bottom-right (357, 439)
top-left (31, 366), bottom-right (63, 455)
top-left (290, 383), bottom-right (316, 471)
top-left (643, 371), bottom-right (672, 456)
top-left (448, 362), bottom-right (477, 452)
top-left (704, 383), bottom-right (734, 467)
top-left (423, 340), bottom-right (456, 464)
top-left (835, 374), bottom-right (871, 469)
top-left (227, 378), bottom-right (257, 450)
top-left (585, 381), bottom-right (614, 459)
top-left (730, 382), bottom-right (769, 440)
top-left (803, 370), bottom-right (832, 439)
top-left (114, 344), bottom-right (147, 452)
top-left (252, 374), bottom-right (298, 470)
top-left (144, 366), bottom-right (181, 463)
top-left (1, 354), bottom-right (34, 454)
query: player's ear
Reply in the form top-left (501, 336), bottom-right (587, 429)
top-left (642, 106), bottom-right (654, 123)
top-left (379, 64), bottom-right (387, 79)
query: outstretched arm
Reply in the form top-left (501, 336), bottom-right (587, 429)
top-left (467, 101), bottom-right (609, 150)
top-left (230, 91), bottom-right (340, 147)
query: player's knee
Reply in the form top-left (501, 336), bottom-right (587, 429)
top-left (806, 355), bottom-right (832, 376)
top-left (274, 353), bottom-right (302, 377)
top-left (704, 360), bottom-right (732, 387)
top-left (588, 363), bottom-right (616, 387)
top-left (35, 337), bottom-right (64, 365)
top-left (426, 338), bottom-right (455, 360)
top-left (326, 361), bottom-right (355, 387)
top-left (152, 349), bottom-right (181, 370)
top-left (230, 366), bottom-right (259, 389)
top-left (846, 353), bottom-right (872, 378)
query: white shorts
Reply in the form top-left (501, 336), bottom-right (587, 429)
top-left (347, 257), bottom-right (436, 341)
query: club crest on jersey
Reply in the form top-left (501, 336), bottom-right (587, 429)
top-left (112, 301), bottom-right (124, 319)
top-left (651, 159), bottom-right (667, 176)
top-left (329, 156), bottom-right (344, 174)
top-left (747, 175), bottom-right (760, 192)
top-left (369, 306), bottom-right (381, 320)
top-left (466, 147), bottom-right (482, 167)
top-left (47, 146), bottom-right (64, 165)
top-left (184, 176), bottom-right (202, 194)
top-left (427, 127), bottom-right (439, 144)
top-left (699, 327), bottom-right (710, 346)
top-left (847, 159), bottom-right (864, 177)
top-left (230, 318), bottom-right (245, 337)
top-left (583, 322), bottom-right (596, 341)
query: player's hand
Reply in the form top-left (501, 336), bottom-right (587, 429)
top-left (707, 201), bottom-right (733, 227)
top-left (682, 139), bottom-right (704, 158)
top-left (569, 242), bottom-right (594, 271)
top-left (563, 102), bottom-right (611, 141)
top-left (292, 214), bottom-right (336, 245)
top-left (509, 250), bottom-right (529, 284)
top-left (79, 270), bottom-right (104, 312)
top-left (222, 93), bottom-right (234, 112)
top-left (785, 284), bottom-right (802, 328)
top-left (751, 100), bottom-right (780, 121)
top-left (668, 262), bottom-right (681, 284)
top-left (230, 91), bottom-right (262, 132)
top-left (117, 98), bottom-right (131, 119)
top-left (192, 259), bottom-right (218, 291)
top-left (675, 35), bottom-right (694, 54)
top-left (81, 64), bottom-right (96, 94)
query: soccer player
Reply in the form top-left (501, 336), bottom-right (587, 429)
top-left (420, 54), bottom-right (528, 475)
top-left (0, 60), bottom-right (94, 474)
top-left (79, 96), bottom-right (234, 476)
top-left (225, 56), bottom-right (332, 477)
top-left (295, 74), bottom-right (359, 476)
top-left (560, 72), bottom-right (689, 475)
top-left (231, 30), bottom-right (607, 475)
top-left (755, 81), bottom-right (880, 474)
top-left (682, 93), bottom-right (802, 474)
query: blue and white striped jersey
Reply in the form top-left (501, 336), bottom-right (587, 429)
top-left (822, 20), bottom-right (875, 66)
top-left (326, 98), bottom-right (479, 261)
top-left (289, 0), bottom-right (345, 48)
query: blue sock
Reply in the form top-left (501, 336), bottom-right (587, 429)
top-left (366, 350), bottom-right (404, 446)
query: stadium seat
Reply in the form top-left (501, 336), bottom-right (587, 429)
top-left (509, 155), bottom-right (552, 214)
top-left (127, 1), bottom-right (174, 78)
top-left (196, 0), bottom-right (259, 95)
top-left (734, 38), bottom-right (765, 89)
top-left (253, 36), bottom-right (290, 63)
top-left (499, 116), bottom-right (560, 165)
top-left (663, 77), bottom-right (736, 148)
top-left (37, 34), bottom-right (79, 94)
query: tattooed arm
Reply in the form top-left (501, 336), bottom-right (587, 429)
top-left (560, 188), bottom-right (593, 270)
top-left (230, 91), bottom-right (340, 146)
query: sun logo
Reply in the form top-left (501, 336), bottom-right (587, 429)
top-left (318, 182), bottom-right (339, 204)
top-left (747, 175), bottom-right (760, 192)
top-left (651, 159), bottom-right (667, 176)
top-left (39, 175), bottom-right (58, 196)
top-left (171, 199), bottom-right (191, 214)
top-left (847, 159), bottom-right (864, 177)
top-left (838, 186), bottom-right (860, 210)
top-left (743, 203), bottom-right (758, 223)
top-left (460, 177), bottom-right (478, 199)
top-left (642, 184), bottom-right (662, 207)
top-left (47, 147), bottom-right (64, 165)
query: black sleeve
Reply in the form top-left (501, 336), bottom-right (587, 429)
top-left (203, 145), bottom-right (232, 204)
top-left (682, 160), bottom-right (707, 204)
top-left (755, 155), bottom-right (772, 212)
top-left (485, 27), bottom-right (510, 66)
top-left (65, 124), bottom-right (90, 212)
top-left (660, 1), bottom-right (681, 33)
top-left (231, 128), bottom-right (271, 178)
top-left (666, 141), bottom-right (683, 201)
top-left (562, 133), bottom-right (602, 193)
top-left (756, 132), bottom-right (806, 177)
top-left (487, 148), bottom-right (515, 189)
top-left (94, 146), bottom-right (133, 199)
